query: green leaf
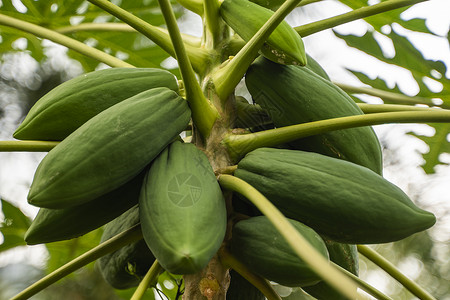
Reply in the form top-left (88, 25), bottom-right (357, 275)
top-left (0, 199), bottom-right (31, 252)
top-left (409, 123), bottom-right (450, 174)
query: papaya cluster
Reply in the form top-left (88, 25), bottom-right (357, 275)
top-left (17, 67), bottom-right (226, 289)
top-left (15, 0), bottom-right (438, 297)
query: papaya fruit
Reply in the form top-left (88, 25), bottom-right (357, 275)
top-left (245, 56), bottom-right (383, 175)
top-left (97, 206), bottom-right (155, 289)
top-left (227, 269), bottom-right (265, 300)
top-left (24, 169), bottom-right (146, 245)
top-left (220, 0), bottom-right (306, 66)
top-left (28, 87), bottom-right (191, 209)
top-left (303, 239), bottom-right (358, 299)
top-left (304, 53), bottom-right (330, 81)
top-left (14, 67), bottom-right (179, 141)
top-left (139, 141), bottom-right (227, 274)
top-left (230, 216), bottom-right (329, 287)
top-left (234, 148), bottom-right (436, 244)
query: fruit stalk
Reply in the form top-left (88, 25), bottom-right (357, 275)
top-left (130, 260), bottom-right (163, 300)
top-left (0, 13), bottom-right (133, 68)
top-left (0, 141), bottom-right (58, 152)
top-left (358, 245), bottom-right (437, 300)
top-left (224, 110), bottom-right (450, 162)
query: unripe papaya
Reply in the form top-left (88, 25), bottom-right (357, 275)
top-left (235, 148), bottom-right (436, 244)
top-left (304, 53), bottom-right (330, 81)
top-left (139, 141), bottom-right (227, 274)
top-left (245, 56), bottom-right (382, 175)
top-left (28, 87), bottom-right (191, 209)
top-left (97, 206), bottom-right (155, 289)
top-left (230, 216), bottom-right (329, 287)
top-left (14, 68), bottom-right (179, 141)
top-left (220, 0), bottom-right (306, 66)
top-left (24, 169), bottom-right (146, 245)
top-left (303, 239), bottom-right (358, 299)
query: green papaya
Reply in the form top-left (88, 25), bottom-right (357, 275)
top-left (24, 169), bottom-right (146, 245)
top-left (303, 239), bottom-right (358, 299)
top-left (139, 141), bottom-right (227, 274)
top-left (234, 96), bottom-right (272, 130)
top-left (220, 0), bottom-right (306, 66)
top-left (14, 68), bottom-right (179, 141)
top-left (230, 216), bottom-right (329, 287)
top-left (245, 56), bottom-right (382, 175)
top-left (227, 269), bottom-right (265, 300)
top-left (97, 206), bottom-right (155, 289)
top-left (304, 53), bottom-right (330, 80)
top-left (28, 87), bottom-right (191, 209)
top-left (235, 148), bottom-right (436, 244)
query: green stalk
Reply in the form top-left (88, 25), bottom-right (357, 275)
top-left (223, 110), bottom-right (450, 162)
top-left (337, 82), bottom-right (436, 107)
top-left (177, 0), bottom-right (204, 15)
top-left (295, 0), bottom-right (428, 37)
top-left (130, 260), bottom-right (163, 300)
top-left (358, 245), bottom-right (437, 300)
top-left (158, 0), bottom-right (219, 139)
top-left (11, 225), bottom-right (143, 300)
top-left (0, 13), bottom-right (133, 68)
top-left (203, 0), bottom-right (222, 48)
top-left (56, 23), bottom-right (202, 47)
top-left (358, 103), bottom-right (442, 114)
top-left (297, 0), bottom-right (323, 7)
top-left (332, 263), bottom-right (393, 300)
top-left (212, 0), bottom-right (302, 100)
top-left (218, 247), bottom-right (282, 300)
top-left (0, 140), bottom-right (59, 152)
top-left (87, 0), bottom-right (210, 74)
top-left (218, 175), bottom-right (361, 300)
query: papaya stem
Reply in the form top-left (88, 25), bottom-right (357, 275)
top-left (0, 13), bottom-right (133, 68)
top-left (295, 0), bottom-right (428, 37)
top-left (218, 175), bottom-right (361, 300)
top-left (0, 140), bottom-right (59, 152)
top-left (178, 0), bottom-right (204, 15)
top-left (55, 23), bottom-right (202, 47)
top-left (358, 103), bottom-right (443, 114)
top-left (336, 82), bottom-right (437, 107)
top-left (130, 260), bottom-right (164, 300)
top-left (358, 245), bottom-right (437, 300)
top-left (86, 0), bottom-right (210, 74)
top-left (203, 0), bottom-right (222, 48)
top-left (212, 0), bottom-right (303, 101)
top-left (218, 247), bottom-right (281, 300)
top-left (157, 0), bottom-right (219, 140)
top-left (10, 225), bottom-right (143, 300)
top-left (223, 110), bottom-right (450, 162)
top-left (331, 262), bottom-right (393, 300)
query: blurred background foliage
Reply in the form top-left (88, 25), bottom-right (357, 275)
top-left (0, 0), bottom-right (449, 299)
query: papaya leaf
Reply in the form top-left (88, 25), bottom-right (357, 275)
top-left (409, 123), bottom-right (450, 174)
top-left (0, 199), bottom-right (31, 252)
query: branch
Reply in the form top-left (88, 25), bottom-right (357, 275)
top-left (358, 245), bottom-right (437, 300)
top-left (0, 14), bottom-right (134, 68)
top-left (158, 0), bottom-right (219, 139)
top-left (295, 0), bottom-right (429, 37)
top-left (218, 175), bottom-right (361, 300)
top-left (212, 0), bottom-right (303, 101)
top-left (223, 110), bottom-right (450, 162)
top-left (11, 225), bottom-right (143, 300)
top-left (0, 140), bottom-right (59, 152)
top-left (358, 103), bottom-right (442, 113)
top-left (337, 82), bottom-right (437, 107)
top-left (87, 0), bottom-right (211, 74)
top-left (130, 260), bottom-right (163, 300)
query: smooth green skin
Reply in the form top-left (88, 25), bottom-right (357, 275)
top-left (245, 57), bottom-right (383, 175)
top-left (235, 148), bottom-right (436, 244)
top-left (14, 68), bottom-right (179, 141)
top-left (139, 141), bottom-right (227, 275)
top-left (226, 269), bottom-right (265, 300)
top-left (24, 169), bottom-right (146, 245)
top-left (250, 0), bottom-right (285, 10)
top-left (220, 0), bottom-right (306, 66)
top-left (303, 239), bottom-right (358, 299)
top-left (97, 206), bottom-right (155, 290)
top-left (304, 53), bottom-right (330, 81)
top-left (230, 216), bottom-right (329, 287)
top-left (28, 87), bottom-right (191, 209)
